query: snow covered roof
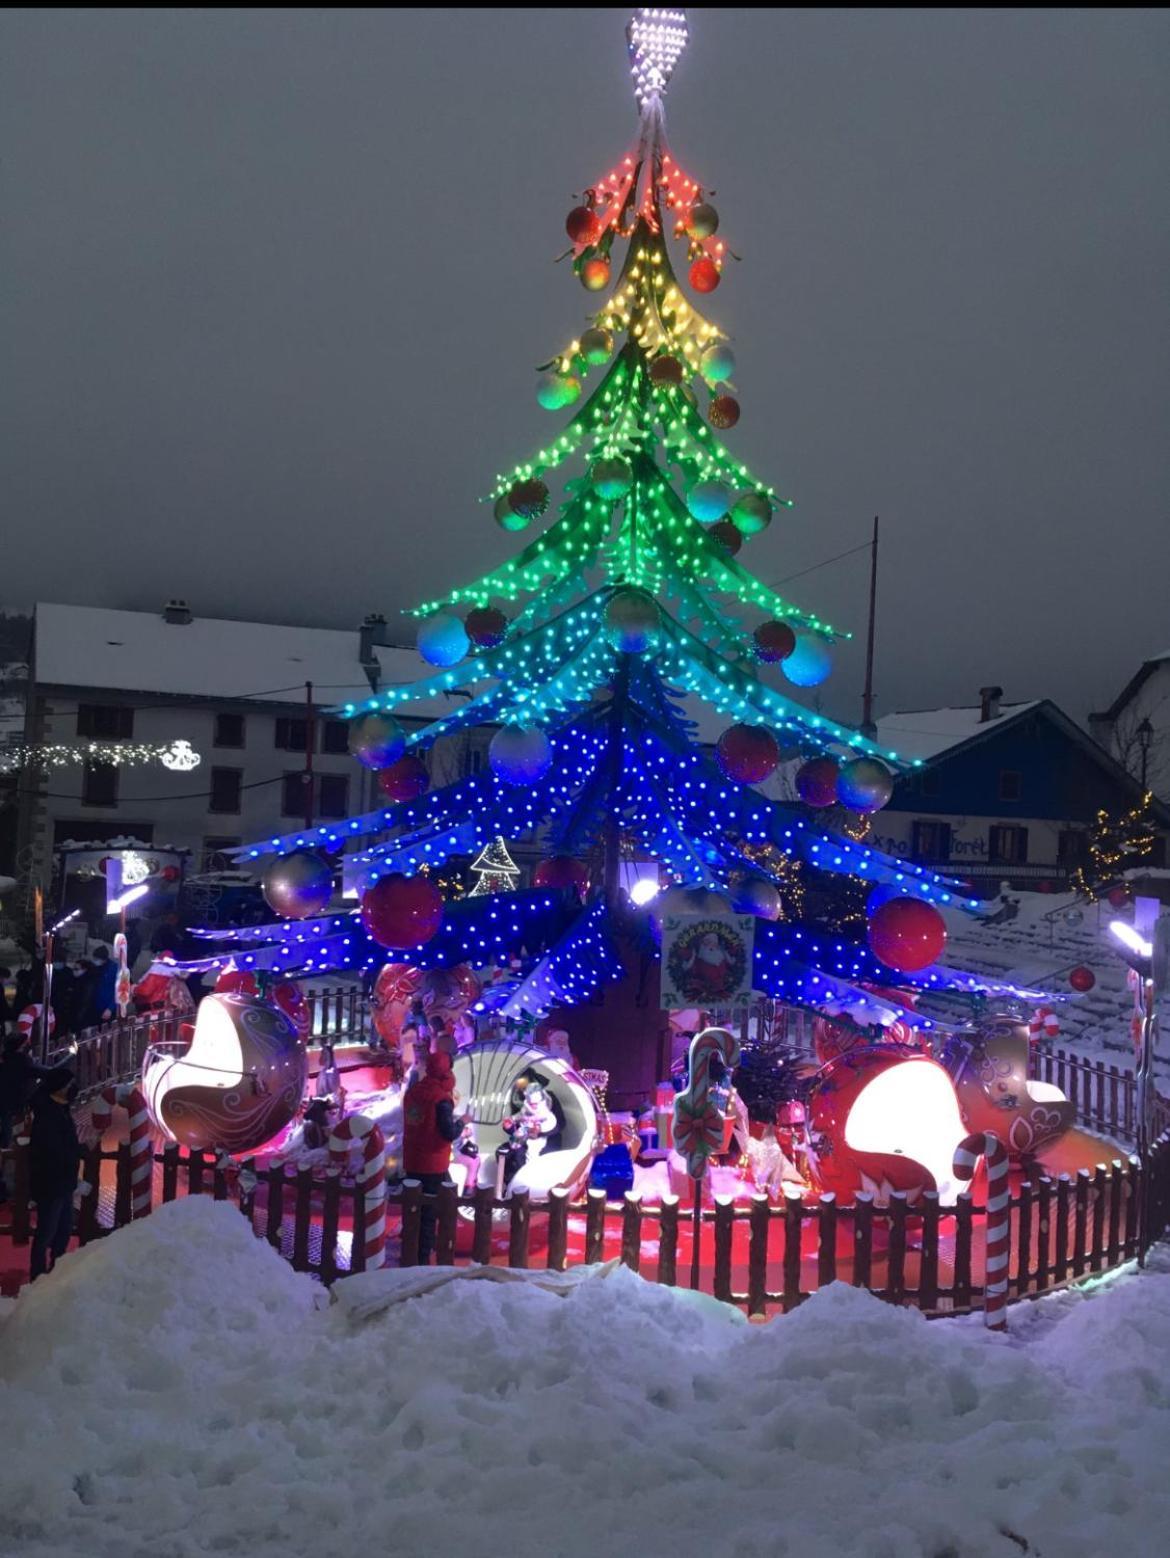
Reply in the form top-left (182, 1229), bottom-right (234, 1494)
top-left (874, 702), bottom-right (1041, 762)
top-left (34, 603), bottom-right (371, 704)
top-left (31, 603), bottom-right (462, 719)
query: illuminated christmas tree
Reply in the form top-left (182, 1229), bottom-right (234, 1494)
top-left (468, 837), bottom-right (521, 896)
top-left (189, 11), bottom-right (1027, 1086)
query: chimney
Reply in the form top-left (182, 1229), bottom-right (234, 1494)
top-left (360, 613), bottom-right (389, 687)
top-left (162, 599), bottom-right (192, 625)
top-left (978, 685), bottom-right (1003, 723)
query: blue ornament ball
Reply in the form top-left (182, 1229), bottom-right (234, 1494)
top-left (866, 882), bottom-right (902, 918)
top-left (489, 725), bottom-right (553, 785)
top-left (699, 343), bottom-right (736, 384)
top-left (733, 877), bottom-right (782, 920)
top-left (685, 480), bottom-right (732, 523)
top-left (417, 613), bottom-right (469, 668)
top-left (782, 633), bottom-right (833, 688)
top-left (348, 712), bottom-right (405, 770)
top-left (261, 851), bottom-right (333, 920)
top-left (836, 757), bottom-right (895, 814)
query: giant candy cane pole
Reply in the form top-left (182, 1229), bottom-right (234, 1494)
top-left (673, 1026), bottom-right (741, 1289)
top-left (329, 1114), bottom-right (387, 1270)
top-left (953, 1131), bottom-right (1009, 1331)
top-left (91, 1083), bottom-right (153, 1218)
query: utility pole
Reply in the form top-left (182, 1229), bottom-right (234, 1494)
top-left (303, 681), bottom-right (315, 830)
top-left (860, 515), bottom-right (879, 738)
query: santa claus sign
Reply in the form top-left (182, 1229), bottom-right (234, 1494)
top-left (660, 914), bottom-right (754, 1009)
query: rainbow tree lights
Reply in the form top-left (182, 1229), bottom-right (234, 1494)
top-left (187, 10), bottom-right (1032, 1039)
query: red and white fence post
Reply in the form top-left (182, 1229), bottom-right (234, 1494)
top-left (91, 1083), bottom-right (153, 1219)
top-left (953, 1130), bottom-right (1009, 1330)
top-left (328, 1114), bottom-right (386, 1270)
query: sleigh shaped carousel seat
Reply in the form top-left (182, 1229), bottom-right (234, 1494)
top-left (449, 1040), bottom-right (600, 1201)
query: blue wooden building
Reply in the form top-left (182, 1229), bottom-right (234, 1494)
top-left (872, 688), bottom-right (1170, 890)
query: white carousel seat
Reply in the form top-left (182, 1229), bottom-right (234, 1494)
top-left (452, 1039), bottom-right (599, 1201)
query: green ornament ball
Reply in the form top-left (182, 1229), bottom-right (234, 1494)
top-left (590, 456), bottom-right (633, 501)
top-left (495, 494), bottom-right (531, 533)
top-left (536, 372), bottom-right (581, 411)
top-left (731, 491), bottom-right (773, 536)
top-left (579, 327), bottom-right (613, 366)
top-left (686, 202), bottom-right (720, 239)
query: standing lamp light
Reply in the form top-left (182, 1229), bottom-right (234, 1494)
top-left (1108, 914), bottom-right (1163, 1264)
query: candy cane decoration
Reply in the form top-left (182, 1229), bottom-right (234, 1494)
top-left (1027, 1007), bottom-right (1059, 1041)
top-left (328, 1113), bottom-right (386, 1270)
top-left (17, 1004), bottom-right (55, 1042)
top-left (91, 1083), bottom-right (153, 1218)
top-left (953, 1131), bottom-right (1009, 1331)
top-left (114, 931), bottom-right (132, 1018)
top-left (672, 1027), bottom-right (741, 1179)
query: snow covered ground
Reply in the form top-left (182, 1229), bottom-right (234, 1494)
top-left (1, 1197), bottom-right (1167, 1558)
top-left (941, 888), bottom-right (1168, 1082)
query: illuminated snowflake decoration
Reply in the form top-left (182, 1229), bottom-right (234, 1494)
top-left (627, 7), bottom-right (689, 110)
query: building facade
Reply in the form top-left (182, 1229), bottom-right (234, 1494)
top-left (1089, 651), bottom-right (1170, 802)
top-left (11, 601), bottom-right (497, 911)
top-left (873, 690), bottom-right (1169, 890)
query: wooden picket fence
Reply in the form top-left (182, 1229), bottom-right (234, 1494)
top-left (5, 991), bottom-right (1169, 1320)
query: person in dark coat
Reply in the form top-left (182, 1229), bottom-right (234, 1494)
top-left (402, 1050), bottom-right (466, 1262)
top-left (0, 1034), bottom-right (42, 1145)
top-left (28, 1066), bottom-right (84, 1281)
top-left (0, 1034), bottom-right (44, 1205)
top-left (72, 959), bottom-right (98, 1032)
top-left (48, 962), bottom-right (79, 1037)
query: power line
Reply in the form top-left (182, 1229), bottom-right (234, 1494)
top-left (768, 539), bottom-right (873, 589)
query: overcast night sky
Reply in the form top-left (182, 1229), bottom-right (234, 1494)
top-left (2, 7), bottom-right (1167, 726)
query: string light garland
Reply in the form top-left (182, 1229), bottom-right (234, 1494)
top-left (0, 738), bottom-right (202, 773)
top-left (188, 10), bottom-right (1041, 1032)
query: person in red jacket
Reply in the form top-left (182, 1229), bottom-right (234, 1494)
top-left (402, 1050), bottom-right (466, 1262)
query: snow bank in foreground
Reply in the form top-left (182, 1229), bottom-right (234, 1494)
top-left (0, 1200), bottom-right (1167, 1558)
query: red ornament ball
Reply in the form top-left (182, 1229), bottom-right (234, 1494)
top-left (160, 864), bottom-right (181, 883)
top-left (708, 394), bottom-right (740, 429)
top-left (273, 981), bottom-right (311, 1040)
top-left (377, 754), bottom-right (430, 804)
top-left (580, 256), bottom-right (611, 292)
top-left (709, 519), bottom-right (742, 556)
top-left (649, 355), bottom-right (684, 386)
top-left (716, 723), bottom-right (781, 784)
top-left (867, 897), bottom-right (948, 974)
top-left (508, 478), bottom-right (550, 520)
top-left (690, 257), bottom-right (721, 293)
top-left (215, 968), bottom-right (259, 997)
top-left (1107, 886), bottom-right (1130, 909)
top-left (1069, 965), bottom-right (1096, 993)
top-left (565, 205), bottom-right (602, 247)
top-left (360, 873), bottom-right (444, 950)
top-left (795, 756), bottom-right (840, 809)
top-left (753, 621), bottom-right (796, 664)
top-left (465, 606), bottom-right (508, 649)
top-left (533, 856), bottom-right (590, 896)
